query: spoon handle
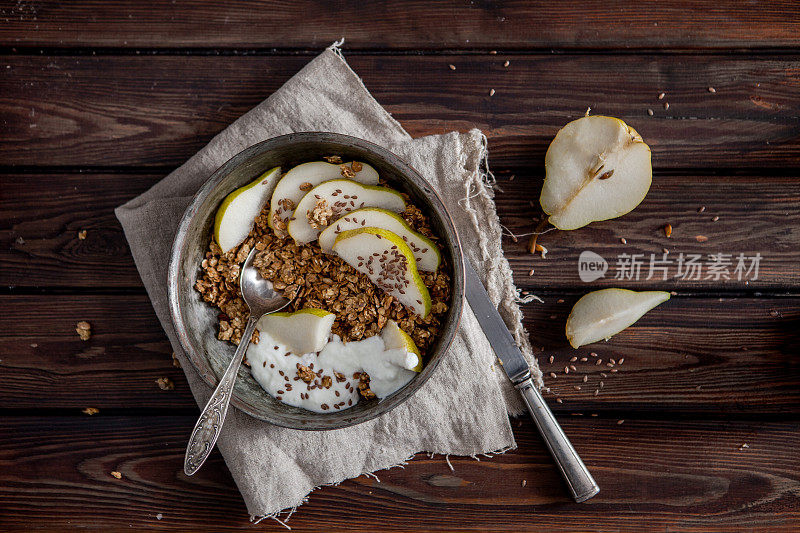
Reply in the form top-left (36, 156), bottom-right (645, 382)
top-left (184, 314), bottom-right (258, 476)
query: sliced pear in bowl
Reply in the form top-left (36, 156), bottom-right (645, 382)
top-left (268, 161), bottom-right (379, 231)
top-left (318, 207), bottom-right (441, 271)
top-left (287, 179), bottom-right (406, 245)
top-left (213, 166), bottom-right (281, 253)
top-left (381, 319), bottom-right (422, 371)
top-left (257, 308), bottom-right (335, 354)
top-left (540, 115), bottom-right (652, 230)
top-left (565, 288), bottom-right (670, 348)
top-left (333, 227), bottom-right (431, 318)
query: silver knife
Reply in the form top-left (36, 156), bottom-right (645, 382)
top-left (464, 259), bottom-right (599, 503)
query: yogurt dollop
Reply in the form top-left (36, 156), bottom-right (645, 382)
top-left (247, 332), bottom-right (417, 413)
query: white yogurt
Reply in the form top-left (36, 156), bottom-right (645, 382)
top-left (247, 332), bottom-right (417, 413)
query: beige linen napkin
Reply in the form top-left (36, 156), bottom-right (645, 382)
top-left (115, 43), bottom-right (540, 521)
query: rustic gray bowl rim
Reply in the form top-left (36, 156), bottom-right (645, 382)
top-left (168, 132), bottom-right (464, 430)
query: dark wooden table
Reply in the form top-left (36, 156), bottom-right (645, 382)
top-left (2, 2), bottom-right (799, 531)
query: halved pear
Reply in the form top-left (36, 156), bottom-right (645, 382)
top-left (565, 288), bottom-right (670, 348)
top-left (333, 227), bottom-right (431, 317)
top-left (268, 161), bottom-right (379, 231)
top-left (381, 319), bottom-right (422, 371)
top-left (213, 166), bottom-right (281, 253)
top-left (257, 308), bottom-right (335, 354)
top-left (287, 179), bottom-right (406, 245)
top-left (540, 115), bottom-right (652, 230)
top-left (318, 208), bottom-right (441, 271)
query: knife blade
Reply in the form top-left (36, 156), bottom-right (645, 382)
top-left (464, 259), bottom-right (600, 503)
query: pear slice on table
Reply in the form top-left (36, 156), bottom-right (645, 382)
top-left (287, 179), bottom-right (406, 245)
top-left (268, 161), bottom-right (379, 231)
top-left (333, 227), bottom-right (431, 318)
top-left (566, 288), bottom-right (670, 348)
top-left (257, 308), bottom-right (336, 354)
top-left (214, 166), bottom-right (281, 253)
top-left (318, 207), bottom-right (441, 271)
top-left (381, 319), bottom-right (422, 371)
top-left (540, 115), bottom-right (652, 230)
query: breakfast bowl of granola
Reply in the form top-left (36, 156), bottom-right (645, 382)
top-left (168, 132), bottom-right (464, 430)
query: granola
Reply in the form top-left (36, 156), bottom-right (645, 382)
top-left (195, 168), bottom-right (451, 403)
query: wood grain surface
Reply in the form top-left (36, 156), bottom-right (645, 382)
top-left (2, 1), bottom-right (800, 50)
top-left (1, 416), bottom-right (797, 531)
top-left (2, 2), bottom-right (799, 530)
top-left (2, 55), bottom-right (799, 169)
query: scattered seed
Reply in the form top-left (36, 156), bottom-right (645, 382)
top-left (712, 216), bottom-right (719, 222)
top-left (558, 299), bottom-right (565, 304)
top-left (111, 471), bottom-right (123, 479)
top-left (663, 248), bottom-right (669, 254)
top-left (521, 479), bottom-right (526, 487)
top-left (658, 92), bottom-right (665, 100)
top-left (76, 321), bottom-right (92, 341)
top-left (610, 369), bottom-right (618, 373)
top-left (573, 386), bottom-right (582, 391)
top-left (564, 367), bottom-right (569, 374)
top-left (590, 352), bottom-right (598, 357)
top-left (583, 375), bottom-right (588, 383)
top-left (601, 372), bottom-right (608, 378)
top-left (77, 230), bottom-right (87, 240)
top-left (664, 102), bottom-right (670, 110)
top-left (570, 356), bottom-right (578, 362)
top-left (570, 365), bottom-right (577, 372)
top-left (489, 88), bottom-right (495, 96)
top-left (556, 398), bottom-right (563, 403)
top-left (647, 108), bottom-right (654, 116)
top-left (769, 310), bottom-right (780, 317)
top-left (548, 355), bottom-right (554, 364)
top-left (580, 357), bottom-right (587, 362)
top-left (594, 389), bottom-right (599, 396)
top-left (620, 237), bottom-right (627, 244)
top-left (696, 235), bottom-right (708, 242)
top-left (489, 50), bottom-right (497, 55)
top-left (550, 372), bottom-right (557, 379)
top-left (708, 86), bottom-right (716, 93)
top-left (595, 359), bottom-right (602, 366)
top-left (698, 206), bottom-right (706, 213)
top-left (599, 381), bottom-right (604, 389)
top-left (508, 174), bottom-right (515, 181)
top-left (155, 377), bottom-right (174, 390)
top-left (664, 224), bottom-right (672, 238)
top-left (449, 64), bottom-right (456, 71)
top-left (504, 60), bottom-right (510, 67)
top-left (618, 358), bottom-right (624, 365)
top-left (529, 268), bottom-right (535, 276)
top-left (610, 358), bottom-right (616, 365)
top-left (617, 419), bottom-right (625, 425)
top-left (82, 407), bottom-right (99, 415)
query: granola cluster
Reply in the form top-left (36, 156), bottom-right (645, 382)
top-left (194, 182), bottom-right (452, 401)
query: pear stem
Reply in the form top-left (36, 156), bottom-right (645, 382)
top-left (527, 217), bottom-right (551, 255)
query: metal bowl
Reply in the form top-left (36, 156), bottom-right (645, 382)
top-left (168, 132), bottom-right (464, 430)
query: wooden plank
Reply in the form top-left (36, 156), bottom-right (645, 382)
top-left (500, 174), bottom-right (800, 290)
top-left (2, 1), bottom-right (800, 50)
top-left (0, 415), bottom-right (797, 531)
top-left (2, 54), bottom-right (799, 169)
top-left (2, 172), bottom-right (799, 289)
top-left (1, 294), bottom-right (798, 414)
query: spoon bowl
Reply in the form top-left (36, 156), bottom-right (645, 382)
top-left (184, 247), bottom-right (290, 476)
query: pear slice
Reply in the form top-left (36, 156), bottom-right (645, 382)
top-left (213, 166), bottom-right (281, 253)
top-left (268, 161), bottom-right (379, 231)
top-left (287, 179), bottom-right (406, 245)
top-left (333, 227), bottom-right (431, 317)
top-left (565, 288), bottom-right (670, 348)
top-left (540, 115), bottom-right (652, 230)
top-left (257, 308), bottom-right (335, 354)
top-left (381, 319), bottom-right (422, 371)
top-left (318, 208), bottom-right (441, 271)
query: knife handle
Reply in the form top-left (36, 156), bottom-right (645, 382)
top-left (516, 379), bottom-right (600, 503)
